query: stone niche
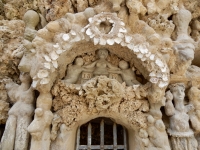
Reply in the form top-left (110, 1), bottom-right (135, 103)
top-left (1, 0), bottom-right (200, 150)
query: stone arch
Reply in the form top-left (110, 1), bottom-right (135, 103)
top-left (21, 9), bottom-right (171, 150)
top-left (71, 114), bottom-right (142, 150)
top-left (29, 12), bottom-right (169, 93)
top-left (51, 109), bottom-right (144, 150)
top-left (50, 76), bottom-right (148, 150)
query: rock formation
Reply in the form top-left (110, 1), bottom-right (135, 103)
top-left (1, 0), bottom-right (200, 150)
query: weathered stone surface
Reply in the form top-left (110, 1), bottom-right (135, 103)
top-left (1, 0), bottom-right (200, 150)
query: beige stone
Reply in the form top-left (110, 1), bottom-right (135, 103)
top-left (1, 0), bottom-right (200, 149)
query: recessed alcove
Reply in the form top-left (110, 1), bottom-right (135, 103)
top-left (76, 117), bottom-right (128, 150)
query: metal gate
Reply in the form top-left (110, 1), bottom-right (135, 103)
top-left (76, 118), bottom-right (127, 150)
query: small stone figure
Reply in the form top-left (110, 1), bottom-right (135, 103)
top-left (64, 57), bottom-right (90, 84)
top-left (109, 60), bottom-right (140, 86)
top-left (139, 129), bottom-right (149, 148)
top-left (188, 86), bottom-right (200, 150)
top-left (147, 115), bottom-right (170, 150)
top-left (23, 10), bottom-right (40, 42)
top-left (188, 86), bottom-right (200, 132)
top-left (1, 73), bottom-right (35, 150)
top-left (28, 108), bottom-right (53, 150)
top-left (164, 83), bottom-right (198, 150)
top-left (172, 7), bottom-right (195, 75)
top-left (84, 49), bottom-right (120, 77)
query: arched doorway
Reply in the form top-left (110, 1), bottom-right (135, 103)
top-left (76, 117), bottom-right (127, 150)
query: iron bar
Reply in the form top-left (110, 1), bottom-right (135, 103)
top-left (76, 127), bottom-right (80, 150)
top-left (113, 123), bottom-right (117, 150)
top-left (88, 123), bottom-right (92, 150)
top-left (123, 127), bottom-right (127, 150)
top-left (100, 119), bottom-right (104, 150)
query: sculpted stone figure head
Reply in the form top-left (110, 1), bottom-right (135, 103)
top-left (97, 49), bottom-right (109, 59)
top-left (74, 57), bottom-right (84, 66)
top-left (23, 10), bottom-right (39, 30)
top-left (169, 83), bottom-right (185, 103)
top-left (119, 60), bottom-right (129, 69)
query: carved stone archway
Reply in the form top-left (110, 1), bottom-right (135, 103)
top-left (50, 76), bottom-right (148, 150)
top-left (22, 10), bottom-right (170, 150)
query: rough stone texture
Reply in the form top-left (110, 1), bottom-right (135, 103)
top-left (1, 0), bottom-right (200, 150)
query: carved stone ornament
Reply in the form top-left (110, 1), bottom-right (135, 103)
top-left (1, 0), bottom-right (200, 150)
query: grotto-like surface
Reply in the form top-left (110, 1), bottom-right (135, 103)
top-left (1, 0), bottom-right (200, 150)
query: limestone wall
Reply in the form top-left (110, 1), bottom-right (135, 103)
top-left (1, 0), bottom-right (200, 150)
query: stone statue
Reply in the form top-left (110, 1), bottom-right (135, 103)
top-left (147, 115), bottom-right (170, 150)
top-left (164, 83), bottom-right (198, 150)
top-left (188, 86), bottom-right (200, 132)
top-left (84, 49), bottom-right (120, 77)
top-left (188, 86), bottom-right (200, 150)
top-left (64, 57), bottom-right (90, 84)
top-left (28, 108), bottom-right (53, 150)
top-left (109, 60), bottom-right (141, 86)
top-left (23, 10), bottom-right (40, 42)
top-left (1, 73), bottom-right (35, 150)
top-left (172, 7), bottom-right (195, 75)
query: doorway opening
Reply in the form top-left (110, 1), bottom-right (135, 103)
top-left (76, 117), bottom-right (128, 150)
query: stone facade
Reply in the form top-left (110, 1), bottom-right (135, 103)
top-left (0, 0), bottom-right (200, 150)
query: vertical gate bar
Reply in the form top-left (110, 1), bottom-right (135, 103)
top-left (113, 123), bottom-right (117, 150)
top-left (100, 119), bottom-right (104, 150)
top-left (88, 123), bottom-right (92, 150)
top-left (123, 127), bottom-right (127, 150)
top-left (76, 127), bottom-right (80, 150)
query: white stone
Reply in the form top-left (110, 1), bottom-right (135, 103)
top-left (149, 71), bottom-right (156, 76)
top-left (119, 27), bottom-right (127, 33)
top-left (56, 49), bottom-right (63, 54)
top-left (139, 45), bottom-right (148, 54)
top-left (94, 38), bottom-right (99, 45)
top-left (53, 43), bottom-right (59, 48)
top-left (120, 21), bottom-right (125, 26)
top-left (114, 37), bottom-right (122, 44)
top-left (89, 34), bottom-right (95, 38)
top-left (88, 17), bottom-right (93, 23)
top-left (158, 81), bottom-right (168, 88)
top-left (31, 80), bottom-right (38, 88)
top-left (150, 77), bottom-right (159, 83)
top-left (99, 38), bottom-right (106, 45)
top-left (50, 51), bottom-right (59, 60)
top-left (156, 59), bottom-right (164, 67)
top-left (44, 55), bottom-right (51, 62)
top-left (127, 43), bottom-right (134, 50)
top-left (145, 52), bottom-right (151, 57)
top-left (150, 54), bottom-right (155, 60)
top-left (109, 19), bottom-right (114, 23)
top-left (52, 60), bottom-right (58, 68)
top-left (70, 30), bottom-right (76, 35)
top-left (137, 53), bottom-right (143, 59)
top-left (161, 66), bottom-right (167, 72)
top-left (125, 35), bottom-right (132, 43)
top-left (86, 28), bottom-right (93, 36)
top-left (62, 34), bottom-right (70, 41)
top-left (121, 41), bottom-right (127, 47)
top-left (162, 74), bottom-right (168, 81)
top-left (117, 33), bottom-right (124, 38)
top-left (107, 39), bottom-right (115, 45)
top-left (133, 46), bottom-right (139, 52)
top-left (44, 62), bottom-right (51, 69)
top-left (141, 57), bottom-right (146, 61)
top-left (72, 35), bottom-right (82, 42)
top-left (81, 28), bottom-right (86, 32)
top-left (40, 78), bottom-right (50, 84)
top-left (37, 69), bottom-right (49, 78)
